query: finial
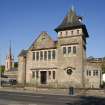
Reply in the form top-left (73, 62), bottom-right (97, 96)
top-left (71, 5), bottom-right (75, 11)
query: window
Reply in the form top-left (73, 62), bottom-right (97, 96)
top-left (66, 31), bottom-right (68, 35)
top-left (93, 70), bottom-right (98, 76)
top-left (60, 32), bottom-right (62, 35)
top-left (96, 70), bottom-right (98, 76)
top-left (63, 47), bottom-right (66, 54)
top-left (87, 70), bottom-right (88, 76)
top-left (36, 71), bottom-right (39, 78)
top-left (52, 50), bottom-right (56, 59)
top-left (36, 52), bottom-right (39, 60)
top-left (48, 51), bottom-right (51, 60)
top-left (32, 52), bottom-right (35, 60)
top-left (77, 30), bottom-right (79, 34)
top-left (40, 51), bottom-right (43, 60)
top-left (89, 70), bottom-right (91, 76)
top-left (68, 47), bottom-right (71, 54)
top-left (87, 70), bottom-right (91, 76)
top-left (32, 71), bottom-right (35, 78)
top-left (53, 71), bottom-right (55, 79)
top-left (73, 46), bottom-right (76, 54)
top-left (71, 31), bottom-right (73, 35)
top-left (44, 51), bottom-right (47, 60)
top-left (48, 71), bottom-right (51, 77)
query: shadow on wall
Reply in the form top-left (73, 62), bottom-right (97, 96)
top-left (66, 96), bottom-right (105, 105)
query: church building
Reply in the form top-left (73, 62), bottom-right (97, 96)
top-left (4, 41), bottom-right (17, 79)
top-left (5, 41), bottom-right (14, 71)
top-left (18, 7), bottom-right (102, 88)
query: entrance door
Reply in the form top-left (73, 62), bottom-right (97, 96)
top-left (40, 71), bottom-right (47, 84)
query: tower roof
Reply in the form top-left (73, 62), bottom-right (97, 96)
top-left (55, 7), bottom-right (89, 37)
top-left (9, 40), bottom-right (12, 58)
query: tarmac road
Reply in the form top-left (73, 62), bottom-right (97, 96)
top-left (0, 90), bottom-right (105, 105)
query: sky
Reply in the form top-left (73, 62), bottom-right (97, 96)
top-left (0, 0), bottom-right (105, 64)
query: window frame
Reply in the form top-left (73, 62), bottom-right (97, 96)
top-left (73, 46), bottom-right (76, 54)
top-left (48, 51), bottom-right (51, 60)
top-left (32, 52), bottom-right (35, 60)
top-left (36, 52), bottom-right (39, 61)
top-left (63, 47), bottom-right (66, 54)
top-left (52, 50), bottom-right (56, 59)
top-left (68, 47), bottom-right (71, 54)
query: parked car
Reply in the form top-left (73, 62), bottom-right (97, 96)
top-left (1, 78), bottom-right (17, 86)
top-left (9, 79), bottom-right (17, 85)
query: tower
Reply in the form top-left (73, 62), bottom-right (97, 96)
top-left (55, 7), bottom-right (89, 88)
top-left (5, 41), bottom-right (14, 71)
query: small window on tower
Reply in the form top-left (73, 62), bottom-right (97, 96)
top-left (60, 32), bottom-right (62, 35)
top-left (71, 31), bottom-right (73, 35)
top-left (77, 30), bottom-right (79, 34)
top-left (66, 31), bottom-right (68, 35)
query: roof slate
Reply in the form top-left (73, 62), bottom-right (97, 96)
top-left (18, 50), bottom-right (28, 57)
top-left (55, 8), bottom-right (89, 37)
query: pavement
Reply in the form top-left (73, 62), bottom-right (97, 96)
top-left (0, 87), bottom-right (69, 96)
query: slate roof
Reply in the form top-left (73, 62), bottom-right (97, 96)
top-left (55, 7), bottom-right (89, 37)
top-left (18, 49), bottom-right (28, 57)
top-left (29, 32), bottom-right (57, 51)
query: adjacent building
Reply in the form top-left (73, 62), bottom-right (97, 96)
top-left (18, 7), bottom-right (102, 88)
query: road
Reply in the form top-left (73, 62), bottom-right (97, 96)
top-left (0, 91), bottom-right (105, 105)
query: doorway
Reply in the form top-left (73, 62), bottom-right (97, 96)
top-left (40, 71), bottom-right (47, 84)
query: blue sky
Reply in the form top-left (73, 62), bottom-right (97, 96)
top-left (0, 0), bottom-right (105, 64)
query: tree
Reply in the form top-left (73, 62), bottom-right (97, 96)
top-left (0, 65), bottom-right (5, 74)
top-left (101, 61), bottom-right (105, 74)
top-left (14, 62), bottom-right (18, 68)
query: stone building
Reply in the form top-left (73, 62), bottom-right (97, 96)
top-left (18, 7), bottom-right (102, 88)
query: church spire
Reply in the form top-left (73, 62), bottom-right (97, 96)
top-left (9, 40), bottom-right (12, 58)
top-left (5, 40), bottom-right (14, 71)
